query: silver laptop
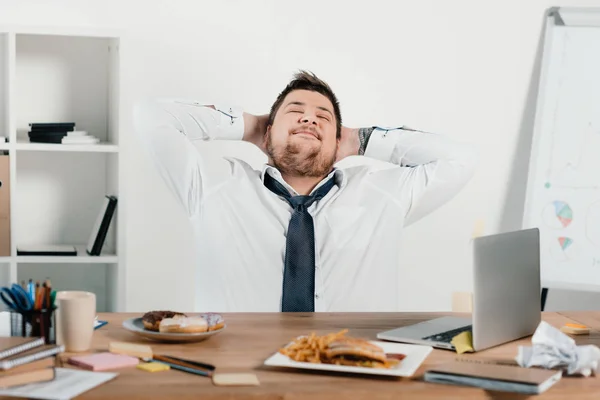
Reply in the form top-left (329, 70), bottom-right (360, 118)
top-left (377, 228), bottom-right (541, 351)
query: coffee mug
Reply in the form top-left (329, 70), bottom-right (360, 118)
top-left (55, 291), bottom-right (96, 352)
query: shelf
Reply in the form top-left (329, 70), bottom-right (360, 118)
top-left (16, 245), bottom-right (117, 264)
top-left (0, 142), bottom-right (8, 150)
top-left (14, 140), bottom-right (118, 153)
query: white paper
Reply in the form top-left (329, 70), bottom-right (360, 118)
top-left (0, 368), bottom-right (117, 400)
top-left (516, 321), bottom-right (600, 377)
top-left (0, 311), bottom-right (11, 336)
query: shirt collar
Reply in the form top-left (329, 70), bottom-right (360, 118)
top-left (260, 164), bottom-right (346, 196)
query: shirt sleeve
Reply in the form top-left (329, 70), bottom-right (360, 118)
top-left (133, 98), bottom-right (244, 218)
top-left (364, 126), bottom-right (478, 226)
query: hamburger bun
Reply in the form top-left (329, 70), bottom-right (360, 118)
top-left (325, 337), bottom-right (388, 365)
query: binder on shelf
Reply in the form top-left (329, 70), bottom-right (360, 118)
top-left (0, 155), bottom-right (10, 257)
top-left (87, 196), bottom-right (117, 256)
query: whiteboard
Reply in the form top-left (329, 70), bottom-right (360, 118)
top-left (523, 8), bottom-right (600, 292)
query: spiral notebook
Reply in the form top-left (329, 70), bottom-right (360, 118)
top-left (0, 337), bottom-right (45, 360)
top-left (424, 359), bottom-right (562, 394)
top-left (0, 344), bottom-right (64, 371)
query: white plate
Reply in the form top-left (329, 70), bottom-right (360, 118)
top-left (264, 340), bottom-right (433, 377)
top-left (122, 317), bottom-right (226, 343)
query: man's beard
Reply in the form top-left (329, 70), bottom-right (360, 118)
top-left (266, 135), bottom-right (336, 178)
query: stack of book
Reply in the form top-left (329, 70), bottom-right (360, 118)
top-left (28, 122), bottom-right (75, 144)
top-left (0, 337), bottom-right (64, 388)
top-left (28, 123), bottom-right (100, 144)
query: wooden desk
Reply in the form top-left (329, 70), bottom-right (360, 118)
top-left (59, 312), bottom-right (600, 399)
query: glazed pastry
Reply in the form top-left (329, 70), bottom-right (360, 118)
top-left (159, 316), bottom-right (208, 333)
top-left (142, 311), bottom-right (187, 331)
top-left (203, 313), bottom-right (225, 331)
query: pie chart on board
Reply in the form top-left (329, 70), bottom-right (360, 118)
top-left (558, 237), bottom-right (573, 251)
top-left (549, 237), bottom-right (577, 262)
top-left (543, 201), bottom-right (573, 229)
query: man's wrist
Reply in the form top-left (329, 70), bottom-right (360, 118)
top-left (357, 127), bottom-right (375, 155)
top-left (242, 113), bottom-right (268, 149)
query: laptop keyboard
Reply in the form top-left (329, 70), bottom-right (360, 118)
top-left (422, 325), bottom-right (472, 343)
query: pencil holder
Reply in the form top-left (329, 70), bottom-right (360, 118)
top-left (10, 307), bottom-right (57, 344)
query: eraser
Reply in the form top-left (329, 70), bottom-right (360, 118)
top-left (212, 373), bottom-right (260, 386)
top-left (109, 341), bottom-right (153, 359)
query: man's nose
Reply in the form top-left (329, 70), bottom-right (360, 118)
top-left (300, 114), bottom-right (318, 125)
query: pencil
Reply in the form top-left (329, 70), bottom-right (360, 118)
top-left (153, 355), bottom-right (214, 377)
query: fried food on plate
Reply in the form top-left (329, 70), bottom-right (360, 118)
top-left (279, 329), bottom-right (405, 368)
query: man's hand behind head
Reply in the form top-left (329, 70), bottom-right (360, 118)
top-left (335, 126), bottom-right (360, 163)
top-left (242, 113), bottom-right (269, 155)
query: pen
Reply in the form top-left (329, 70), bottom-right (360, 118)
top-left (150, 355), bottom-right (214, 377)
top-left (45, 280), bottom-right (51, 309)
top-left (27, 280), bottom-right (34, 303)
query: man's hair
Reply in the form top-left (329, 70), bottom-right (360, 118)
top-left (268, 70), bottom-right (342, 138)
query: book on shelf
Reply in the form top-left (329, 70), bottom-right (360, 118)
top-left (0, 155), bottom-right (10, 257)
top-left (27, 122), bottom-right (101, 145)
top-left (87, 195), bottom-right (117, 256)
top-left (16, 245), bottom-right (77, 256)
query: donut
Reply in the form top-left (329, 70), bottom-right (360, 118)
top-left (159, 316), bottom-right (208, 333)
top-left (142, 311), bottom-right (187, 331)
top-left (203, 313), bottom-right (225, 331)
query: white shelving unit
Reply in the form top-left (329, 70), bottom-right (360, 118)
top-left (0, 25), bottom-right (124, 312)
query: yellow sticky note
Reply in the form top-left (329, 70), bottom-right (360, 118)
top-left (212, 373), bottom-right (260, 386)
top-left (472, 219), bottom-right (485, 238)
top-left (137, 362), bottom-right (170, 372)
top-left (451, 331), bottom-right (474, 354)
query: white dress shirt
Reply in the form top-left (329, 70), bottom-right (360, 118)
top-left (134, 99), bottom-right (477, 312)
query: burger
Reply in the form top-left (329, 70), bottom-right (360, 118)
top-left (324, 337), bottom-right (400, 368)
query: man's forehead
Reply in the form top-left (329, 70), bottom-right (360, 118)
top-left (284, 90), bottom-right (333, 111)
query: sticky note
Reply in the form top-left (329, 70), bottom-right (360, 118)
top-left (69, 352), bottom-right (139, 371)
top-left (137, 362), bottom-right (170, 372)
top-left (472, 219), bottom-right (485, 238)
top-left (212, 373), bottom-right (260, 386)
top-left (451, 331), bottom-right (474, 354)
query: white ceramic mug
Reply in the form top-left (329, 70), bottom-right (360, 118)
top-left (55, 291), bottom-right (96, 352)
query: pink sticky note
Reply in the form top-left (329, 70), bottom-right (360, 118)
top-left (69, 352), bottom-right (139, 371)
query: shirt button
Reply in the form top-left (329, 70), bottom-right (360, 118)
top-left (315, 294), bottom-right (320, 299)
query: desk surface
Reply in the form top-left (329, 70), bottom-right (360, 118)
top-left (53, 312), bottom-right (600, 399)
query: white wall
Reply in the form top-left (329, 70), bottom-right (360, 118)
top-left (2, 0), bottom-right (600, 312)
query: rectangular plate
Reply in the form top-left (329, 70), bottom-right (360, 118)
top-left (264, 340), bottom-right (433, 377)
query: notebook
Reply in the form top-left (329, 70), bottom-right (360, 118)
top-left (0, 367), bottom-right (55, 388)
top-left (424, 361), bottom-right (563, 394)
top-left (0, 356), bottom-right (54, 376)
top-left (0, 345), bottom-right (64, 371)
top-left (0, 337), bottom-right (45, 360)
top-left (68, 352), bottom-right (139, 371)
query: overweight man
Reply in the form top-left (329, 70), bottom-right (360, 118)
top-left (134, 70), bottom-right (477, 312)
